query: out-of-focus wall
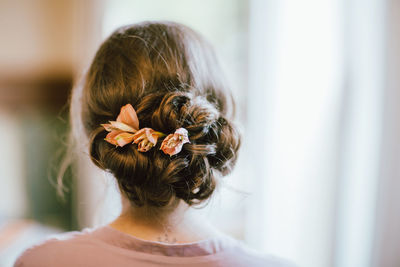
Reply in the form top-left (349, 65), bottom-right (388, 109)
top-left (0, 0), bottom-right (74, 78)
top-left (0, 1), bottom-right (104, 265)
top-left (0, 0), bottom-right (103, 79)
top-left (0, 0), bottom-right (103, 218)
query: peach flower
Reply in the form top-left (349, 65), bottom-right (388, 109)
top-left (132, 128), bottom-right (165, 152)
top-left (160, 128), bottom-right (190, 156)
top-left (101, 104), bottom-right (139, 147)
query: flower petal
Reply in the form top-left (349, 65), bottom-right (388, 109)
top-left (146, 128), bottom-right (160, 145)
top-left (117, 104), bottom-right (139, 130)
top-left (137, 139), bottom-right (154, 152)
top-left (115, 132), bottom-right (135, 147)
top-left (175, 128), bottom-right (190, 143)
top-left (101, 123), bottom-right (114, 132)
top-left (104, 130), bottom-right (123, 146)
top-left (160, 134), bottom-right (177, 156)
top-left (160, 128), bottom-right (190, 156)
top-left (132, 128), bottom-right (146, 144)
top-left (175, 128), bottom-right (188, 136)
top-left (109, 121), bottom-right (137, 133)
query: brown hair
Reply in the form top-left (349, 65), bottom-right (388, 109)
top-left (73, 21), bottom-right (240, 207)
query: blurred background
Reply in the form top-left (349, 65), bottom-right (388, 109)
top-left (0, 0), bottom-right (399, 267)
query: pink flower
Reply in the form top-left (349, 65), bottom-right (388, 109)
top-left (113, 132), bottom-right (136, 147)
top-left (132, 128), bottom-right (165, 152)
top-left (101, 104), bottom-right (190, 155)
top-left (101, 104), bottom-right (140, 147)
top-left (160, 128), bottom-right (190, 156)
top-left (104, 130), bottom-right (123, 146)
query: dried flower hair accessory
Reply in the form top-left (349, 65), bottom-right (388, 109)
top-left (101, 104), bottom-right (139, 147)
top-left (101, 104), bottom-right (189, 155)
top-left (160, 128), bottom-right (190, 156)
top-left (133, 128), bottom-right (165, 152)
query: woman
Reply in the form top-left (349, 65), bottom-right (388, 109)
top-left (15, 21), bottom-right (295, 267)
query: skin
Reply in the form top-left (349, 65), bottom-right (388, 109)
top-left (109, 195), bottom-right (219, 244)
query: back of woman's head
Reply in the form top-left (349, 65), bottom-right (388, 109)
top-left (77, 21), bottom-right (240, 207)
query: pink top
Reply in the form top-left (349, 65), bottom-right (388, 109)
top-left (14, 226), bottom-right (295, 267)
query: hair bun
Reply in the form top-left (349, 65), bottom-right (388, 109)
top-left (81, 22), bottom-right (241, 207)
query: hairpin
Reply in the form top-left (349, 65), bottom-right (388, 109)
top-left (101, 104), bottom-right (190, 156)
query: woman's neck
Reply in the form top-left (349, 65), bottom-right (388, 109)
top-left (109, 197), bottom-right (217, 244)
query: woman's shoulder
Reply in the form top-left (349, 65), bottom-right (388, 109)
top-left (217, 233), bottom-right (297, 267)
top-left (14, 226), bottom-right (298, 267)
top-left (14, 228), bottom-right (98, 267)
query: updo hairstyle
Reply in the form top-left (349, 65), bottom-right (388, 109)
top-left (79, 21), bottom-right (240, 207)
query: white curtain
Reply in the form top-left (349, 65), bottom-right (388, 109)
top-left (371, 1), bottom-right (400, 266)
top-left (246, 0), bottom-right (387, 267)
